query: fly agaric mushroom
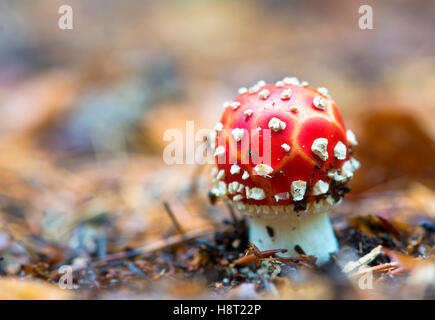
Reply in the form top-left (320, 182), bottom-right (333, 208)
top-left (210, 77), bottom-right (360, 264)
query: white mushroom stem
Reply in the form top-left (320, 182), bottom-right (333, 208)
top-left (248, 212), bottom-right (338, 264)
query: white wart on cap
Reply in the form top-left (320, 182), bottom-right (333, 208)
top-left (311, 138), bottom-right (329, 161)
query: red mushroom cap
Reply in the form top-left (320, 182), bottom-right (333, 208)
top-left (211, 78), bottom-right (359, 214)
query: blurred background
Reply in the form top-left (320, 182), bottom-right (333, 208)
top-left (0, 0), bottom-right (434, 299)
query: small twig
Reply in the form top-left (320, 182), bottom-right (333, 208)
top-left (349, 262), bottom-right (400, 278)
top-left (226, 202), bottom-right (238, 224)
top-left (61, 226), bottom-right (215, 275)
top-left (163, 201), bottom-right (185, 235)
top-left (232, 242), bottom-right (317, 267)
top-left (343, 245), bottom-right (383, 273)
top-left (232, 246), bottom-right (287, 266)
top-left (231, 253), bottom-right (266, 266)
top-left (94, 226), bottom-right (214, 266)
top-left (261, 256), bottom-right (316, 266)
